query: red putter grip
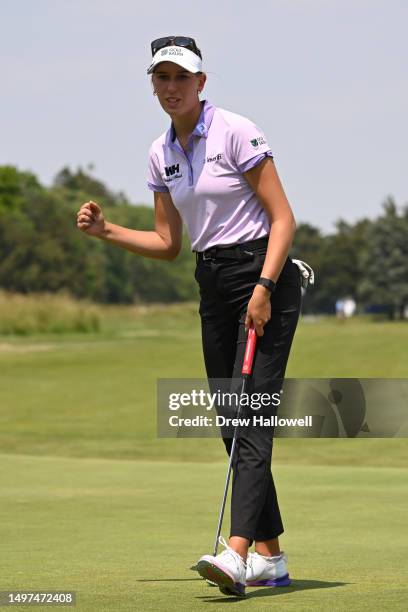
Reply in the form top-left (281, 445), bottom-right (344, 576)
top-left (241, 326), bottom-right (257, 375)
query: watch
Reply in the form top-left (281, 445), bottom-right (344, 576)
top-left (257, 277), bottom-right (276, 293)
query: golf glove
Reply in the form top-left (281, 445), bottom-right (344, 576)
top-left (292, 259), bottom-right (315, 289)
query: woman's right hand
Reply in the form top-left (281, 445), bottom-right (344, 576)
top-left (76, 200), bottom-right (106, 237)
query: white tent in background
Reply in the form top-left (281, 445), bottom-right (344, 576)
top-left (343, 297), bottom-right (356, 318)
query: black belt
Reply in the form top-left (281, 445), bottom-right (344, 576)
top-left (195, 236), bottom-right (268, 262)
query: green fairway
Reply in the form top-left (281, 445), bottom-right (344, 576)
top-left (0, 311), bottom-right (407, 463)
top-left (1, 453), bottom-right (407, 611)
top-left (1, 308), bottom-right (407, 610)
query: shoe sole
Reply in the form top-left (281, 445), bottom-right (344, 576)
top-left (246, 573), bottom-right (291, 587)
top-left (196, 559), bottom-right (245, 597)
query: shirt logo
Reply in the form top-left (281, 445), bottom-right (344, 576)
top-left (250, 136), bottom-right (266, 148)
top-left (164, 163), bottom-right (182, 182)
top-left (205, 153), bottom-right (223, 163)
top-left (165, 164), bottom-right (180, 177)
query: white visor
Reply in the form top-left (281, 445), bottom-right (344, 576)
top-left (147, 46), bottom-right (202, 74)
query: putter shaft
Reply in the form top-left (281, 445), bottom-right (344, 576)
top-left (213, 326), bottom-right (257, 557)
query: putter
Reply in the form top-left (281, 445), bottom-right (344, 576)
top-left (190, 324), bottom-right (257, 571)
top-left (213, 324), bottom-right (257, 557)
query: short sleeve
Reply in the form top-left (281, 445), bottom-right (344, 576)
top-left (147, 145), bottom-right (169, 193)
top-left (230, 117), bottom-right (273, 173)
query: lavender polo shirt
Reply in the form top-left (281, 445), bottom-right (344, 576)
top-left (147, 100), bottom-right (273, 252)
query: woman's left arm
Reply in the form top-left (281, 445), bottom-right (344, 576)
top-left (243, 157), bottom-right (297, 336)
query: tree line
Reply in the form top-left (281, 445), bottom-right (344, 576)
top-left (1, 165), bottom-right (407, 318)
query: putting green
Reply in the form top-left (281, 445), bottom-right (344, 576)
top-left (1, 453), bottom-right (407, 611)
top-left (1, 313), bottom-right (407, 609)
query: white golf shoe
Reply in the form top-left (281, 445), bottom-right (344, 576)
top-left (196, 536), bottom-right (247, 597)
top-left (246, 550), bottom-right (291, 587)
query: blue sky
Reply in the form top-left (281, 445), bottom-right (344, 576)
top-left (1, 0), bottom-right (407, 233)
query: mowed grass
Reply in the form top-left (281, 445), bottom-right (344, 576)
top-left (0, 307), bottom-right (407, 464)
top-left (0, 454), bottom-right (407, 611)
top-left (1, 305), bottom-right (407, 610)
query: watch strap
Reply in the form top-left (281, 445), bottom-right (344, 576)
top-left (257, 277), bottom-right (276, 293)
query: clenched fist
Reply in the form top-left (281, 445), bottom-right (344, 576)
top-left (76, 201), bottom-right (106, 237)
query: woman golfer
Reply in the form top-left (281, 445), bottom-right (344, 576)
top-left (77, 36), bottom-right (302, 598)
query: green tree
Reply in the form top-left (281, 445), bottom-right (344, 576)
top-left (315, 218), bottom-right (371, 313)
top-left (2, 165), bottom-right (404, 314)
top-left (53, 166), bottom-right (127, 207)
top-left (0, 165), bottom-right (197, 303)
top-left (0, 166), bottom-right (42, 213)
top-left (358, 197), bottom-right (408, 319)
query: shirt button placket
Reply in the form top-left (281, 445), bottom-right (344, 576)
top-left (176, 138), bottom-right (194, 186)
top-left (186, 140), bottom-right (194, 186)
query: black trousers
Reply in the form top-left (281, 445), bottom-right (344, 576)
top-left (194, 239), bottom-right (301, 543)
